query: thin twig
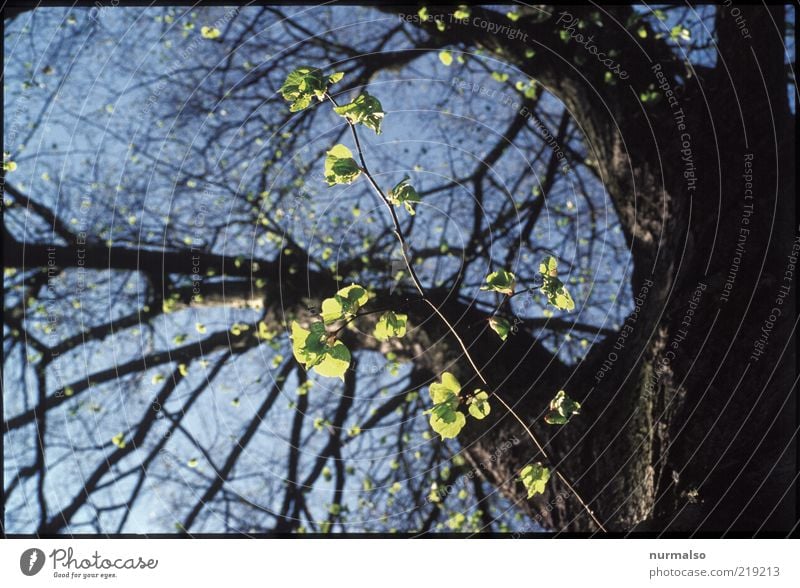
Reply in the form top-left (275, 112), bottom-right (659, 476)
top-left (324, 92), bottom-right (606, 532)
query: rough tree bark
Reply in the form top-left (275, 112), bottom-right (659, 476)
top-left (392, 5), bottom-right (795, 532)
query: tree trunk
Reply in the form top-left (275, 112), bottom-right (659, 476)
top-left (452, 6), bottom-right (796, 532)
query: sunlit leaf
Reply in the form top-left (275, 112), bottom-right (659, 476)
top-left (333, 91), bottom-right (385, 134)
top-left (447, 512), bottom-right (466, 530)
top-left (111, 433), bottom-right (126, 449)
top-left (321, 284), bottom-right (369, 324)
top-left (489, 316), bottom-right (511, 341)
top-left (467, 390), bottom-right (491, 420)
top-left (387, 176), bottom-right (421, 215)
top-left (544, 390), bottom-right (581, 425)
top-left (539, 256), bottom-right (575, 311)
top-left (481, 269), bottom-right (516, 295)
top-left (323, 144), bottom-right (361, 185)
top-left (200, 26), bottom-right (221, 40)
top-left (279, 66), bottom-right (344, 112)
top-left (374, 311), bottom-right (408, 341)
top-left (290, 320), bottom-right (351, 380)
top-left (426, 372), bottom-right (465, 439)
top-left (453, 6), bottom-right (470, 19)
top-left (520, 463), bottom-right (550, 498)
top-left (311, 342), bottom-right (350, 380)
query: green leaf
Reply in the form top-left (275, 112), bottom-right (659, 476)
top-left (111, 433), bottom-right (126, 449)
top-left (374, 311), bottom-right (408, 341)
top-left (279, 66), bottom-right (343, 112)
top-left (670, 25), bottom-right (690, 41)
top-left (320, 284), bottom-right (369, 324)
top-left (539, 256), bottom-right (575, 311)
top-left (467, 390), bottom-right (491, 420)
top-left (446, 512), bottom-right (466, 530)
top-left (333, 91), bottom-right (385, 134)
top-left (544, 390), bottom-right (581, 425)
top-left (506, 11), bottom-right (520, 22)
top-left (429, 403), bottom-right (466, 440)
top-left (290, 320), bottom-right (351, 380)
top-left (453, 5), bottom-right (470, 19)
top-left (312, 342), bottom-right (351, 380)
top-left (291, 321), bottom-right (327, 368)
top-left (427, 372), bottom-right (465, 440)
top-left (387, 177), bottom-right (421, 215)
top-left (429, 371), bottom-right (461, 403)
top-left (439, 51), bottom-right (453, 66)
top-left (200, 26), bottom-right (220, 40)
top-left (481, 269), bottom-right (516, 295)
top-left (520, 463), bottom-right (550, 498)
top-left (324, 144), bottom-right (362, 186)
top-left (489, 316), bottom-right (511, 341)
top-left (256, 321), bottom-right (276, 341)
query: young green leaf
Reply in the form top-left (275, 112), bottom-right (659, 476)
top-left (324, 144), bottom-right (362, 185)
top-left (453, 5), bottom-right (470, 19)
top-left (467, 390), bottom-right (491, 420)
top-left (481, 269), bottom-right (516, 295)
top-left (200, 26), bottom-right (221, 40)
top-left (429, 371), bottom-right (461, 403)
top-left (279, 66), bottom-right (344, 112)
top-left (427, 372), bottom-right (465, 439)
top-left (291, 321), bottom-right (327, 368)
top-left (544, 390), bottom-right (581, 425)
top-left (429, 401), bottom-right (466, 440)
top-left (290, 320), bottom-right (351, 380)
top-left (311, 341), bottom-right (351, 380)
top-left (446, 512), bottom-right (466, 530)
top-left (387, 177), bottom-right (421, 215)
top-left (439, 51), bottom-right (453, 66)
top-left (111, 433), bottom-right (126, 449)
top-left (489, 316), bottom-right (511, 341)
top-left (374, 311), bottom-right (408, 341)
top-left (520, 463), bottom-right (550, 498)
top-left (320, 284), bottom-right (369, 324)
top-left (539, 256), bottom-right (575, 311)
top-left (333, 91), bottom-right (385, 134)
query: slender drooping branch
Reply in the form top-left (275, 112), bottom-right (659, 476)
top-left (324, 92), bottom-right (607, 532)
